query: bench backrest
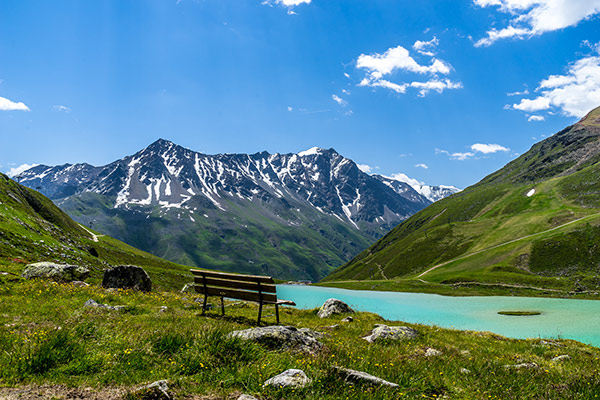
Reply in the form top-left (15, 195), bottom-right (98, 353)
top-left (190, 269), bottom-right (278, 303)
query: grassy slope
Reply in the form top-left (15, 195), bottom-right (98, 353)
top-left (0, 173), bottom-right (193, 291)
top-left (1, 276), bottom-right (600, 399)
top-left (324, 107), bottom-right (600, 298)
top-left (57, 191), bottom-right (372, 282)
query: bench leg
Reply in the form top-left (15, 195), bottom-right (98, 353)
top-left (202, 293), bottom-right (208, 315)
top-left (221, 296), bottom-right (225, 316)
top-left (258, 301), bottom-right (263, 325)
top-left (275, 303), bottom-right (280, 324)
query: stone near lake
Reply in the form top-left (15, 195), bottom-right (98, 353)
top-left (341, 316), bottom-right (354, 323)
top-left (424, 347), bottom-right (443, 357)
top-left (21, 262), bottom-right (89, 282)
top-left (263, 369), bottom-right (311, 389)
top-left (552, 355), bottom-right (571, 362)
top-left (317, 298), bottom-right (355, 318)
top-left (229, 325), bottom-right (324, 354)
top-left (334, 366), bottom-right (399, 388)
top-left (102, 265), bottom-right (152, 292)
top-left (84, 299), bottom-right (124, 311)
top-left (363, 324), bottom-right (419, 343)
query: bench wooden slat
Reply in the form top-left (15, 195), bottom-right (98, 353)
top-left (194, 285), bottom-right (278, 303)
top-left (193, 276), bottom-right (277, 293)
top-left (190, 269), bottom-right (274, 284)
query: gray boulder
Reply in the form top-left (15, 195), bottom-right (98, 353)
top-left (317, 298), bottom-right (355, 318)
top-left (131, 380), bottom-right (170, 399)
top-left (263, 369), bottom-right (311, 389)
top-left (363, 324), bottom-right (420, 343)
top-left (238, 395), bottom-right (258, 400)
top-left (229, 325), bottom-right (323, 354)
top-left (334, 366), bottom-right (399, 388)
top-left (21, 262), bottom-right (89, 282)
top-left (424, 347), bottom-right (443, 357)
top-left (552, 355), bottom-right (571, 362)
top-left (84, 299), bottom-right (124, 311)
top-left (102, 265), bottom-right (152, 292)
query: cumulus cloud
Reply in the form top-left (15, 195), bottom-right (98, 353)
top-left (357, 164), bottom-right (373, 173)
top-left (262, 0), bottom-right (310, 12)
top-left (356, 41), bottom-right (462, 97)
top-left (474, 0), bottom-right (600, 46)
top-left (0, 96), bottom-right (30, 111)
top-left (437, 143), bottom-right (510, 160)
top-left (507, 88), bottom-right (530, 96)
top-left (510, 45), bottom-right (600, 118)
top-left (332, 94), bottom-right (348, 106)
top-left (6, 163), bottom-right (38, 177)
top-left (528, 115), bottom-right (546, 121)
top-left (386, 173), bottom-right (424, 188)
top-left (415, 163), bottom-right (429, 169)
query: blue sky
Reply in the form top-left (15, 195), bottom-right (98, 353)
top-left (1, 0), bottom-right (599, 188)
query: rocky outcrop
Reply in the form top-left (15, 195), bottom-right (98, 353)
top-left (263, 369), bottom-right (311, 389)
top-left (317, 298), bottom-right (354, 318)
top-left (334, 366), bottom-right (399, 388)
top-left (130, 380), bottom-right (170, 399)
top-left (21, 262), bottom-right (89, 282)
top-left (363, 324), bottom-right (419, 343)
top-left (229, 325), bottom-right (323, 354)
top-left (102, 265), bottom-right (152, 292)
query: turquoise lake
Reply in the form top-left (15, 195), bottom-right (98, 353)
top-left (277, 285), bottom-right (600, 347)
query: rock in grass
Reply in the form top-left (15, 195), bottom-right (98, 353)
top-left (460, 368), bottom-right (471, 374)
top-left (84, 299), bottom-right (124, 311)
top-left (341, 316), bottom-right (354, 323)
top-left (238, 395), bottom-right (259, 400)
top-left (130, 380), bottom-right (170, 399)
top-left (229, 326), bottom-right (324, 355)
top-left (21, 262), bottom-right (89, 282)
top-left (424, 347), bottom-right (443, 357)
top-left (504, 362), bottom-right (539, 369)
top-left (102, 265), bottom-right (152, 292)
top-left (317, 298), bottom-right (354, 318)
top-left (363, 324), bottom-right (419, 343)
top-left (552, 355), bottom-right (571, 362)
top-left (334, 366), bottom-right (399, 388)
top-left (263, 369), bottom-right (311, 389)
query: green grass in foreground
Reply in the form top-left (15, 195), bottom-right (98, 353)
top-left (2, 276), bottom-right (600, 399)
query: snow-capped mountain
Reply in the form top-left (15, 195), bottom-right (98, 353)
top-left (374, 173), bottom-right (460, 203)
top-left (16, 139), bottom-right (456, 280)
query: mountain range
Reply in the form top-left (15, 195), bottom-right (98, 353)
top-left (326, 106), bottom-right (600, 294)
top-left (16, 140), bottom-right (458, 281)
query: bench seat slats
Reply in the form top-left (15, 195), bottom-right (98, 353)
top-left (193, 276), bottom-right (277, 293)
top-left (194, 285), bottom-right (278, 304)
top-left (190, 269), bottom-right (274, 284)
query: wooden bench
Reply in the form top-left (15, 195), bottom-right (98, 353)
top-left (190, 269), bottom-right (296, 324)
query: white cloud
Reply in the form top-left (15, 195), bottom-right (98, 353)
top-left (471, 143), bottom-right (510, 154)
top-left (357, 164), bottom-right (373, 173)
top-left (387, 173), bottom-right (424, 188)
top-left (511, 46), bottom-right (600, 118)
top-left (287, 106), bottom-right (293, 112)
top-left (0, 96), bottom-right (30, 111)
top-left (437, 143), bottom-right (510, 160)
top-left (474, 0), bottom-right (600, 46)
top-left (332, 94), bottom-right (348, 106)
top-left (344, 73), bottom-right (351, 79)
top-left (507, 89), bottom-right (530, 96)
top-left (7, 163), bottom-right (38, 177)
top-left (413, 36), bottom-right (439, 56)
top-left (528, 115), bottom-right (546, 121)
top-left (356, 42), bottom-right (461, 97)
top-left (342, 89), bottom-right (350, 95)
top-left (415, 163), bottom-right (429, 169)
top-left (262, 0), bottom-right (311, 10)
top-left (53, 105), bottom-right (70, 113)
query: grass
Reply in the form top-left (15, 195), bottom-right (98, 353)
top-left (2, 276), bottom-right (600, 399)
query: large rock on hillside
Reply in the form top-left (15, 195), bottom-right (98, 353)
top-left (334, 366), bottom-right (399, 388)
top-left (363, 324), bottom-right (420, 343)
top-left (102, 265), bottom-right (152, 292)
top-left (317, 298), bottom-right (355, 318)
top-left (229, 325), bottom-right (324, 354)
top-left (263, 369), bottom-right (311, 389)
top-left (21, 262), bottom-right (89, 282)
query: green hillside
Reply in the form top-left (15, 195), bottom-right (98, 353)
top-left (324, 107), bottom-right (600, 297)
top-left (0, 173), bottom-right (192, 290)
